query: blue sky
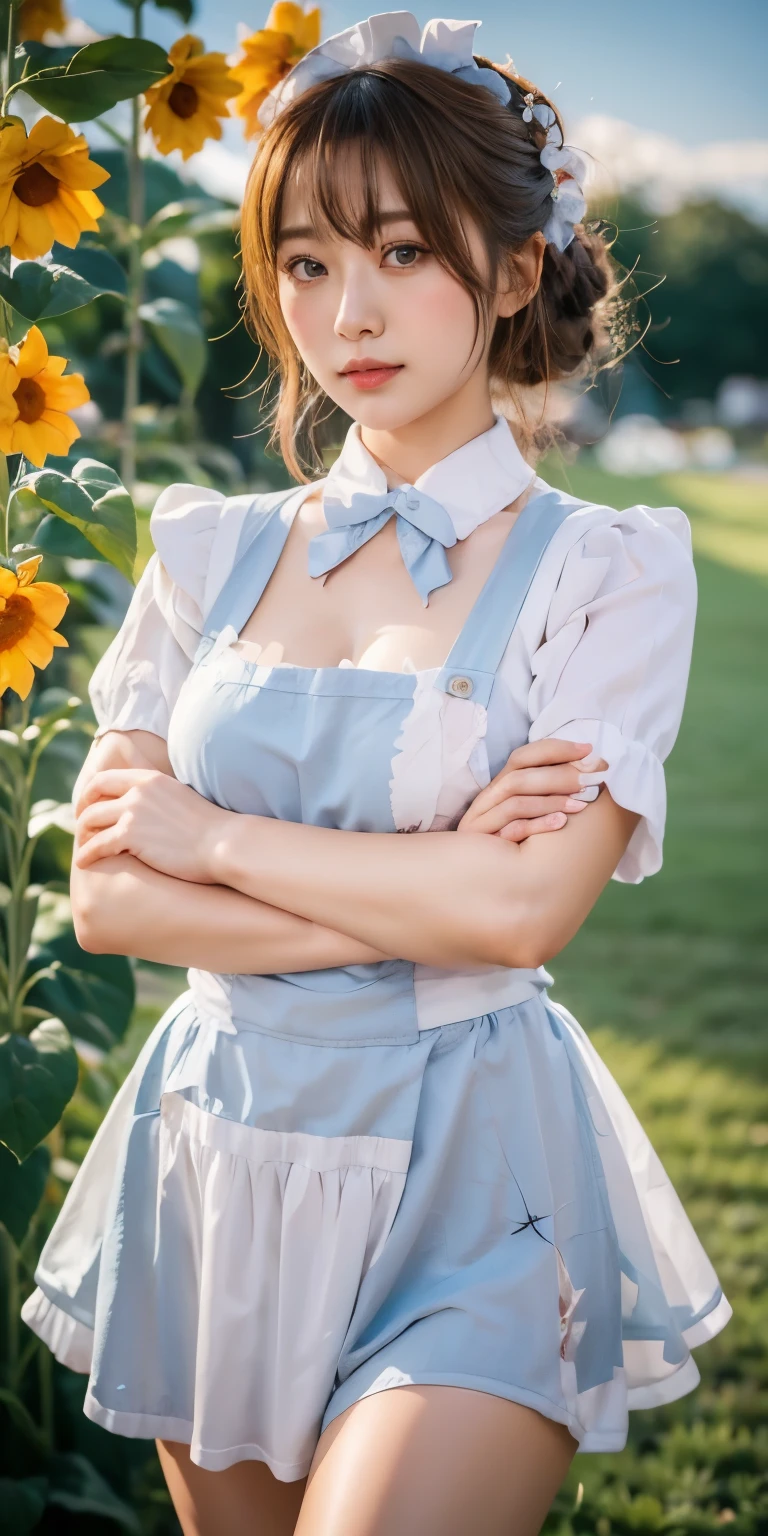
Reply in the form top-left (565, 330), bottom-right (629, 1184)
top-left (81, 0), bottom-right (766, 145)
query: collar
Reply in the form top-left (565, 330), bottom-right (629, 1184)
top-left (323, 416), bottom-right (535, 540)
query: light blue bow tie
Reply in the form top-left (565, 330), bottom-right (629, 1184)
top-left (308, 485), bottom-right (457, 606)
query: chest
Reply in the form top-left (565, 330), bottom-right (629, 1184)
top-left (233, 495), bottom-right (518, 674)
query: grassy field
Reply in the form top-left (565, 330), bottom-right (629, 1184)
top-left (539, 459), bottom-right (768, 1536)
top-left (65, 461), bottom-right (768, 1534)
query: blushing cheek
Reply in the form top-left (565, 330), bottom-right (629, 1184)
top-left (279, 285), bottom-right (328, 375)
top-left (408, 276), bottom-right (478, 380)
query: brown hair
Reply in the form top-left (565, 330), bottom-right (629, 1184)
top-left (240, 56), bottom-right (618, 480)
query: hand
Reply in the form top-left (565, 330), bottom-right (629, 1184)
top-left (72, 766), bottom-right (232, 883)
top-left (457, 738), bottom-right (607, 842)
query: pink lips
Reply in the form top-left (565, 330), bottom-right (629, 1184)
top-left (339, 358), bottom-right (404, 391)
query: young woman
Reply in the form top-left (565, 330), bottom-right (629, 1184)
top-left (22, 14), bottom-right (730, 1535)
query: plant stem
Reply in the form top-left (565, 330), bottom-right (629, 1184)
top-left (121, 0), bottom-right (146, 494)
top-left (0, 452), bottom-right (9, 557)
top-left (0, 1226), bottom-right (19, 1390)
top-left (3, 0), bottom-right (14, 107)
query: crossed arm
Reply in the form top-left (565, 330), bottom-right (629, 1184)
top-left (71, 727), bottom-right (638, 972)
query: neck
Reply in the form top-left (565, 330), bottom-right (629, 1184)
top-left (359, 371), bottom-right (496, 486)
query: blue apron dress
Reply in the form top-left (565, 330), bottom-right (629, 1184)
top-left (22, 483), bottom-right (730, 1479)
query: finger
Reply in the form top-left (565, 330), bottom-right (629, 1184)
top-left (462, 795), bottom-right (587, 835)
top-left (473, 764), bottom-right (597, 812)
top-left (76, 767), bottom-right (154, 813)
top-left (74, 828), bottom-right (125, 867)
top-left (498, 812), bottom-right (568, 843)
top-left (502, 739), bottom-right (593, 771)
top-left (490, 765), bottom-right (601, 800)
top-left (77, 799), bottom-right (123, 834)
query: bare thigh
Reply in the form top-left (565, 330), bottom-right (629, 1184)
top-left (156, 1439), bottom-right (306, 1536)
top-left (296, 1385), bottom-right (577, 1536)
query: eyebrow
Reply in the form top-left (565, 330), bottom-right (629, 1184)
top-left (277, 210), bottom-right (415, 242)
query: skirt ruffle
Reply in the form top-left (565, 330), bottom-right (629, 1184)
top-left (22, 987), bottom-right (730, 1477)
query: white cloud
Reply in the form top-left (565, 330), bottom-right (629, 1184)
top-left (193, 140), bottom-right (251, 204)
top-left (574, 115), bottom-right (768, 222)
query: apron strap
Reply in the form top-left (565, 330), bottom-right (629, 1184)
top-left (203, 486), bottom-right (305, 640)
top-left (435, 486), bottom-right (588, 707)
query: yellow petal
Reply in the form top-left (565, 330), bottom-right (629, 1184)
top-left (296, 7), bottom-right (321, 49)
top-left (15, 325), bottom-right (49, 378)
top-left (44, 191), bottom-right (84, 247)
top-left (14, 202), bottom-right (55, 260)
top-left (40, 369), bottom-right (90, 410)
top-left (26, 581), bottom-right (69, 627)
top-left (15, 555), bottom-right (43, 586)
top-left (0, 567), bottom-right (19, 597)
top-left (17, 624), bottom-right (54, 668)
top-left (0, 646), bottom-right (34, 699)
top-left (11, 416), bottom-right (70, 465)
top-left (40, 408), bottom-right (82, 447)
top-left (27, 114), bottom-right (71, 156)
top-left (0, 195), bottom-right (20, 252)
top-left (265, 2), bottom-right (306, 35)
top-left (69, 187), bottom-right (104, 225)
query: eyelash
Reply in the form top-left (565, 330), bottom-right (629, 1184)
top-left (284, 242), bottom-right (431, 283)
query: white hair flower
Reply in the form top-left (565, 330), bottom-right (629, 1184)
top-left (540, 139), bottom-right (589, 252)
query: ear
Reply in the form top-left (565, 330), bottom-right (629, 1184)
top-left (497, 232), bottom-right (547, 319)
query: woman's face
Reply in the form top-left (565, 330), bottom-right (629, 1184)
top-left (276, 154), bottom-right (510, 433)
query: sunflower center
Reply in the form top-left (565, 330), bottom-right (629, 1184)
top-left (0, 593), bottom-right (33, 653)
top-left (168, 81), bottom-right (199, 119)
top-left (14, 378), bottom-right (46, 424)
top-left (14, 163), bottom-right (59, 207)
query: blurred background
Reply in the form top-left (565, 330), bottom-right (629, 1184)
top-left (4, 0), bottom-right (766, 1532)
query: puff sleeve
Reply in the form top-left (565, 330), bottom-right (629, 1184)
top-left (87, 483), bottom-right (248, 740)
top-left (527, 502), bottom-right (697, 883)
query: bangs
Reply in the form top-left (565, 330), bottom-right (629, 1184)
top-left (270, 68), bottom-right (488, 286)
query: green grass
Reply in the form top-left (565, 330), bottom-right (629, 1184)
top-left (538, 457), bottom-right (768, 1535)
top-left (64, 460), bottom-right (768, 1534)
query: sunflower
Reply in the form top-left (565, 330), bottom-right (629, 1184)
top-left (0, 554), bottom-right (68, 701)
top-left (0, 325), bottom-right (89, 468)
top-left (144, 34), bottom-right (243, 161)
top-left (0, 116), bottom-right (109, 261)
top-left (231, 3), bottom-right (321, 138)
top-left (17, 0), bottom-right (67, 43)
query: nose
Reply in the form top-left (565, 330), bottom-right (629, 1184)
top-left (333, 260), bottom-right (384, 343)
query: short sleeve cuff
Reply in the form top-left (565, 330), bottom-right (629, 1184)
top-left (536, 717), bottom-right (667, 884)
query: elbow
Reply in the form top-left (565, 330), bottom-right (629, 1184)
top-left (70, 864), bottom-right (122, 955)
top-left (71, 888), bottom-right (106, 953)
top-left (490, 898), bottom-right (566, 973)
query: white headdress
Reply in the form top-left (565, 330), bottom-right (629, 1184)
top-left (258, 11), bottom-right (588, 252)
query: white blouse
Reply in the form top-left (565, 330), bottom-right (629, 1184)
top-left (87, 422), bottom-right (697, 885)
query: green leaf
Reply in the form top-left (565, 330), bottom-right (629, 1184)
top-left (16, 37), bottom-right (170, 123)
top-left (0, 1142), bottom-right (49, 1243)
top-left (14, 457), bottom-right (137, 581)
top-left (0, 1018), bottom-right (78, 1162)
top-left (90, 151), bottom-right (190, 222)
top-left (0, 260), bottom-right (121, 323)
top-left (51, 241), bottom-right (127, 299)
top-left (15, 41), bottom-right (81, 72)
top-left (139, 297), bottom-right (207, 397)
top-left (31, 513), bottom-right (108, 561)
top-left (48, 1453), bottom-right (141, 1533)
top-left (141, 197), bottom-right (221, 251)
top-left (28, 799), bottom-right (76, 840)
top-left (152, 0), bottom-right (195, 23)
top-left (27, 927), bottom-right (135, 1052)
top-left (0, 1476), bottom-right (48, 1535)
top-left (0, 1388), bottom-right (48, 1450)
